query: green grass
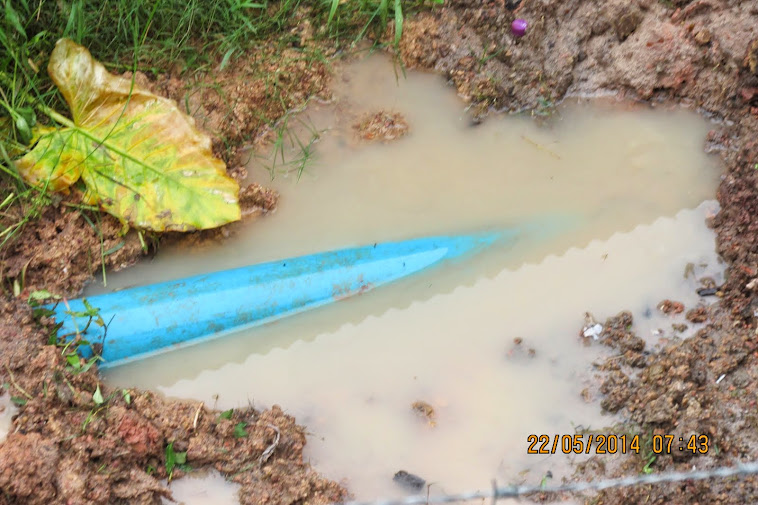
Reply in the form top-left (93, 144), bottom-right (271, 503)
top-left (0, 0), bottom-right (443, 261)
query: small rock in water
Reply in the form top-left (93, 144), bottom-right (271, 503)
top-left (511, 19), bottom-right (528, 38)
top-left (583, 323), bottom-right (603, 340)
top-left (353, 110), bottom-right (409, 142)
top-left (411, 401), bottom-right (436, 427)
top-left (686, 307), bottom-right (708, 323)
top-left (657, 299), bottom-right (684, 315)
top-left (393, 470), bottom-right (426, 492)
top-left (580, 312), bottom-right (603, 340)
top-left (506, 338), bottom-right (537, 357)
top-left (696, 287), bottom-right (719, 297)
top-left (699, 277), bottom-right (718, 289)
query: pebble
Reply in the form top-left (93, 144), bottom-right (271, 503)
top-left (658, 299), bottom-right (685, 315)
top-left (696, 287), bottom-right (719, 297)
top-left (694, 29), bottom-right (711, 45)
top-left (393, 470), bottom-right (426, 492)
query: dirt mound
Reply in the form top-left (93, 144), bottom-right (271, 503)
top-left (0, 297), bottom-right (346, 504)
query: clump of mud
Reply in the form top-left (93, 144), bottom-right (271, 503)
top-left (0, 298), bottom-right (346, 505)
top-left (352, 111), bottom-right (409, 141)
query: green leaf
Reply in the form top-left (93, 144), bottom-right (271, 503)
top-left (165, 442), bottom-right (187, 478)
top-left (66, 298), bottom-right (100, 318)
top-left (28, 289), bottom-right (60, 303)
top-left (18, 107), bottom-right (36, 127)
top-left (10, 396), bottom-right (27, 406)
top-left (121, 389), bottom-right (131, 404)
top-left (4, 2), bottom-right (26, 39)
top-left (219, 48), bottom-right (235, 71)
top-left (79, 355), bottom-right (100, 374)
top-left (327, 0), bottom-right (338, 26)
top-left (66, 352), bottom-right (81, 370)
top-left (393, 0), bottom-right (403, 45)
top-left (16, 38), bottom-right (241, 232)
top-left (165, 442), bottom-right (176, 476)
top-left (33, 307), bottom-right (56, 319)
top-left (92, 384), bottom-right (104, 405)
top-left (218, 408), bottom-right (233, 420)
top-left (15, 116), bottom-right (32, 144)
top-left (234, 422), bottom-right (248, 438)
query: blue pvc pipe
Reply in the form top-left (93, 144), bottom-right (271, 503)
top-left (49, 231), bottom-right (516, 368)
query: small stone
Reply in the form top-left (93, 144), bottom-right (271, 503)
top-left (686, 307), bottom-right (708, 323)
top-left (699, 277), bottom-right (717, 289)
top-left (393, 470), bottom-right (426, 492)
top-left (411, 401), bottom-right (436, 427)
top-left (741, 88), bottom-right (758, 102)
top-left (658, 299), bottom-right (685, 315)
top-left (672, 323), bottom-right (688, 333)
top-left (694, 29), bottom-right (711, 45)
top-left (696, 287), bottom-right (718, 297)
top-left (614, 8), bottom-right (643, 41)
top-left (745, 39), bottom-right (758, 75)
top-left (583, 323), bottom-right (604, 340)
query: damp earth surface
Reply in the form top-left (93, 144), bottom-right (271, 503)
top-left (88, 56), bottom-right (725, 502)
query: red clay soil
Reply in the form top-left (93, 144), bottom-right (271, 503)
top-left (0, 33), bottom-right (343, 505)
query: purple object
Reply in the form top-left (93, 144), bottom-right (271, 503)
top-left (511, 19), bottom-right (528, 38)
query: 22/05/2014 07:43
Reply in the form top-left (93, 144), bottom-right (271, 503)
top-left (526, 433), bottom-right (710, 455)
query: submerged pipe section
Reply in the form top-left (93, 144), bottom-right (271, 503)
top-left (49, 231), bottom-right (516, 368)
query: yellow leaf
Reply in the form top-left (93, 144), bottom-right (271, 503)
top-left (16, 39), bottom-right (241, 232)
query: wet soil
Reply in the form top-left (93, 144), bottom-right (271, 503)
top-left (1, 0), bottom-right (758, 503)
top-left (0, 297), bottom-right (346, 505)
top-left (0, 32), bottom-right (342, 505)
top-left (352, 110), bottom-right (410, 141)
top-left (392, 0), bottom-right (758, 502)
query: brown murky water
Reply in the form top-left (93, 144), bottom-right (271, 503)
top-left (92, 55), bottom-right (723, 503)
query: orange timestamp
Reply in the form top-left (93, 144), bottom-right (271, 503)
top-left (527, 434), bottom-right (710, 455)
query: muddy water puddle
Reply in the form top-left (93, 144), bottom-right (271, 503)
top-left (94, 55), bottom-right (723, 502)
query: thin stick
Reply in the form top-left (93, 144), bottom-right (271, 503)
top-left (192, 403), bottom-right (203, 430)
top-left (4, 364), bottom-right (33, 400)
top-left (521, 135), bottom-right (561, 160)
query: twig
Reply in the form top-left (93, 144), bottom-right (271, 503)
top-left (259, 423), bottom-right (281, 464)
top-left (521, 135), bottom-right (561, 159)
top-left (192, 402), bottom-right (203, 430)
top-left (4, 364), bottom-right (33, 400)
